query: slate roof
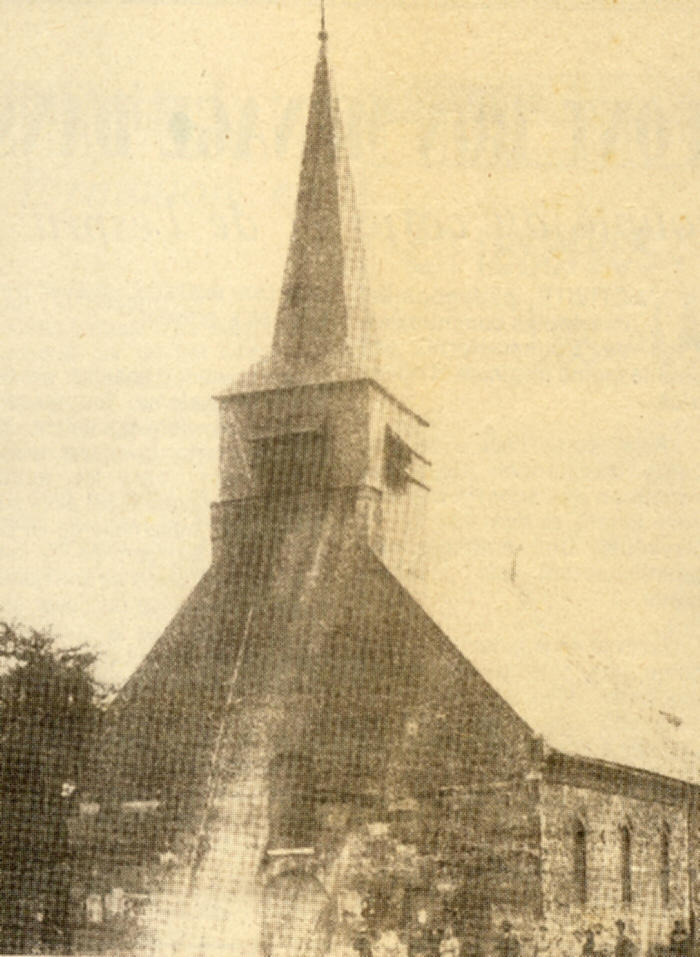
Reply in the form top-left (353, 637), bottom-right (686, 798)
top-left (228, 37), bottom-right (378, 395)
top-left (403, 570), bottom-right (700, 787)
top-left (103, 502), bottom-right (700, 821)
top-left (103, 31), bottom-right (700, 812)
top-left (99, 493), bottom-right (535, 818)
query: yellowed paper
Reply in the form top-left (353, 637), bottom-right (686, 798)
top-left (1, 2), bottom-right (700, 954)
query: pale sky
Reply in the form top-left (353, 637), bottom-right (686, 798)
top-left (1, 1), bottom-right (700, 742)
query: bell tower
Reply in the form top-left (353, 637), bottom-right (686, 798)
top-left (212, 31), bottom-right (430, 582)
top-left (98, 33), bottom-right (447, 955)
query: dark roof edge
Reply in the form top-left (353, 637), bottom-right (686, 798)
top-left (369, 553), bottom-right (700, 792)
top-left (110, 565), bottom-right (215, 707)
top-left (214, 377), bottom-right (430, 428)
top-left (367, 549), bottom-right (537, 742)
top-left (545, 746), bottom-right (700, 792)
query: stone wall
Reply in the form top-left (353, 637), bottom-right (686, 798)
top-left (296, 780), bottom-right (541, 957)
top-left (686, 794), bottom-right (700, 952)
top-left (526, 778), bottom-right (690, 957)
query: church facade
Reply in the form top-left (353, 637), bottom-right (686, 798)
top-left (75, 31), bottom-right (700, 957)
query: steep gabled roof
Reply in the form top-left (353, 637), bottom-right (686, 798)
top-left (400, 570), bottom-right (700, 787)
top-left (107, 25), bottom-right (700, 810)
top-left (229, 37), bottom-right (378, 395)
top-left (99, 496), bottom-right (536, 815)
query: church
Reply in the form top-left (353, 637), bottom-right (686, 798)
top-left (76, 26), bottom-right (700, 957)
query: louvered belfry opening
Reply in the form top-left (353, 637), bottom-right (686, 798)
top-left (250, 429), bottom-right (327, 500)
top-left (383, 426), bottom-right (414, 492)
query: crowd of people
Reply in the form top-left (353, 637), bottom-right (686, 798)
top-left (348, 917), bottom-right (694, 957)
top-left (352, 922), bottom-right (462, 957)
top-left (495, 918), bottom-right (693, 957)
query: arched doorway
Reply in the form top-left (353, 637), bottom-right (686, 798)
top-left (267, 753), bottom-right (317, 852)
top-left (261, 870), bottom-right (333, 957)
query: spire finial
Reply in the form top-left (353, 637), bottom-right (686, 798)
top-left (319, 0), bottom-right (328, 42)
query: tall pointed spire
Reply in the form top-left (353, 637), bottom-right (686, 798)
top-left (231, 30), bottom-right (379, 393)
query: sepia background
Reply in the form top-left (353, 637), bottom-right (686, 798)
top-left (1, 1), bottom-right (699, 745)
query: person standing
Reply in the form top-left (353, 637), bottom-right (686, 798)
top-left (440, 926), bottom-right (460, 957)
top-left (614, 921), bottom-right (637, 957)
top-left (533, 924), bottom-right (552, 957)
top-left (580, 929), bottom-right (600, 957)
top-left (373, 924), bottom-right (408, 957)
top-left (354, 930), bottom-right (374, 957)
top-left (496, 922), bottom-right (521, 957)
top-left (409, 908), bottom-right (432, 957)
top-left (670, 920), bottom-right (691, 957)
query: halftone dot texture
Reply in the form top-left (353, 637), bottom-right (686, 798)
top-left (18, 27), bottom-right (700, 957)
top-left (231, 38), bottom-right (378, 395)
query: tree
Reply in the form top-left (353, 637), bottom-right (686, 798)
top-left (0, 621), bottom-right (107, 954)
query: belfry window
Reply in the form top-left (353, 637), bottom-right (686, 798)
top-left (383, 427), bottom-right (412, 491)
top-left (573, 819), bottom-right (587, 905)
top-left (251, 430), bottom-right (326, 498)
top-left (620, 824), bottom-right (633, 904)
top-left (383, 427), bottom-right (429, 493)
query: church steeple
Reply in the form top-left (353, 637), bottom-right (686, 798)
top-left (231, 31), bottom-right (378, 393)
top-left (215, 28), bottom-right (428, 583)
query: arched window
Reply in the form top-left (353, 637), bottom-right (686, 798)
top-left (660, 824), bottom-right (671, 907)
top-left (261, 871), bottom-right (332, 957)
top-left (573, 819), bottom-right (587, 905)
top-left (620, 824), bottom-right (633, 904)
